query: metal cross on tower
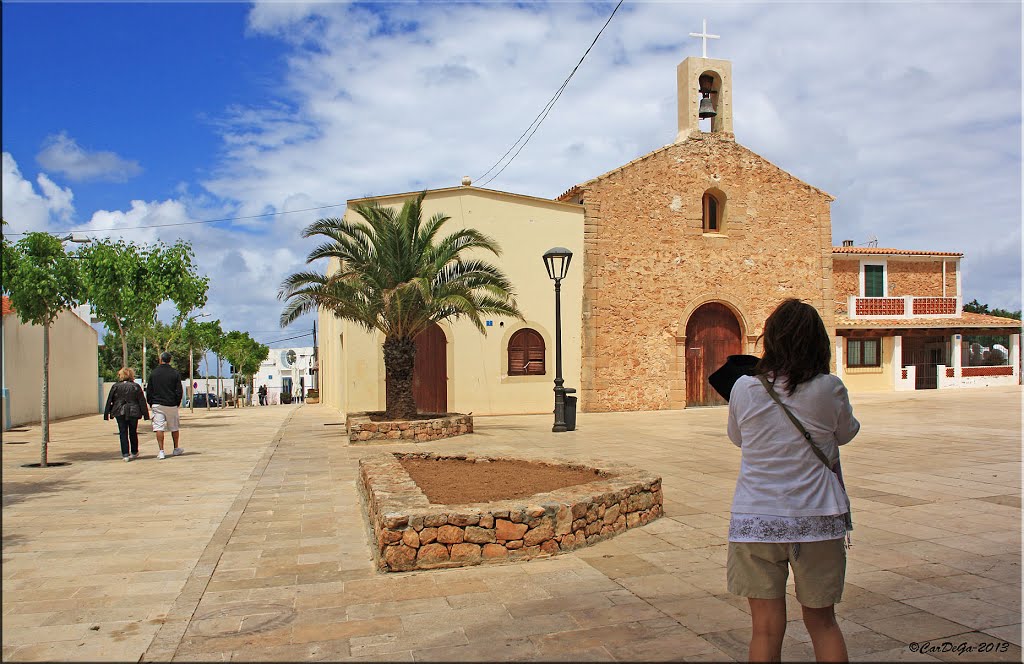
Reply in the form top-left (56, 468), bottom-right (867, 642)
top-left (689, 19), bottom-right (720, 59)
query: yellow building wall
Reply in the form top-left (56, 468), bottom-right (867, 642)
top-left (841, 336), bottom-right (895, 392)
top-left (318, 187), bottom-right (584, 416)
top-left (3, 309), bottom-right (99, 427)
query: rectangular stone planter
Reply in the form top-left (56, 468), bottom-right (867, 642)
top-left (358, 452), bottom-right (663, 572)
top-left (347, 412), bottom-right (473, 444)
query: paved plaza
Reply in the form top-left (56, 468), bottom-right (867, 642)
top-left (2, 387), bottom-right (1021, 662)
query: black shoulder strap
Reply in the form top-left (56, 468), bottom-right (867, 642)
top-left (757, 375), bottom-right (832, 469)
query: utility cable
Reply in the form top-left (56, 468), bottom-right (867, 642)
top-left (476, 0), bottom-right (624, 187)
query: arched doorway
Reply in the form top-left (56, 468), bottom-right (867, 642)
top-left (412, 323), bottom-right (447, 414)
top-left (685, 302), bottom-right (742, 407)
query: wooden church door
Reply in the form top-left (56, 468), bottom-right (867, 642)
top-left (685, 302), bottom-right (742, 407)
top-left (413, 323), bottom-right (447, 414)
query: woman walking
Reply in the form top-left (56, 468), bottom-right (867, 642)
top-left (104, 367), bottom-right (150, 462)
top-left (725, 299), bottom-right (859, 662)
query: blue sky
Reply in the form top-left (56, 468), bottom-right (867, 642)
top-left (3, 1), bottom-right (1021, 356)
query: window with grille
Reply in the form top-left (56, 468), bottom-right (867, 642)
top-left (508, 329), bottom-right (546, 376)
top-left (863, 264), bottom-right (885, 297)
top-left (847, 339), bottom-right (881, 367)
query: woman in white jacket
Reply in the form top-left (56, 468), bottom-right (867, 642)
top-left (726, 299), bottom-right (860, 662)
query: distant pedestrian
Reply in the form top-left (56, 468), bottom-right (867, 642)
top-left (258, 384), bottom-right (267, 406)
top-left (236, 383), bottom-right (243, 408)
top-left (146, 352), bottom-right (184, 460)
top-left (104, 367), bottom-right (150, 462)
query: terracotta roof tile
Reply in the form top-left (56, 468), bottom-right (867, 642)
top-left (2, 296), bottom-right (13, 317)
top-left (832, 247), bottom-right (962, 257)
top-left (835, 309), bottom-right (1021, 330)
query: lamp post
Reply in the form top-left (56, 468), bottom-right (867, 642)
top-left (542, 247), bottom-right (573, 432)
top-left (186, 312), bottom-right (210, 413)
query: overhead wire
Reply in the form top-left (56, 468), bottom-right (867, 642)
top-left (475, 0), bottom-right (624, 188)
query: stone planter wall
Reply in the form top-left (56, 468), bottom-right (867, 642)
top-left (347, 412), bottom-right (473, 444)
top-left (359, 452), bottom-right (663, 572)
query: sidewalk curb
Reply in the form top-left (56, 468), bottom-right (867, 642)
top-left (140, 408), bottom-right (300, 662)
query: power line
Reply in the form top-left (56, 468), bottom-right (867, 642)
top-left (4, 202), bottom-right (347, 237)
top-left (258, 331), bottom-right (313, 345)
top-left (476, 0), bottom-right (624, 188)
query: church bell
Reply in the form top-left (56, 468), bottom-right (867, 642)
top-left (698, 97), bottom-right (716, 119)
top-left (698, 74), bottom-right (717, 119)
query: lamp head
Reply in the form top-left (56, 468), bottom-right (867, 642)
top-left (542, 247), bottom-right (573, 281)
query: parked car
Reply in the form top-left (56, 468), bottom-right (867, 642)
top-left (190, 392), bottom-right (221, 408)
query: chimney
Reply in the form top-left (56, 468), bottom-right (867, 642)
top-left (842, 240), bottom-right (854, 247)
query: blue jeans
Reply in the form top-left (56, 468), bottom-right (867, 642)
top-left (115, 416), bottom-right (140, 457)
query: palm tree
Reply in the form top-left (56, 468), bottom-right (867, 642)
top-left (279, 192), bottom-right (522, 420)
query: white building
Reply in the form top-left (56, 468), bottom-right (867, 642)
top-left (253, 346), bottom-right (315, 404)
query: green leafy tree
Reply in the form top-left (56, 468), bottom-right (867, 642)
top-left (80, 239), bottom-right (209, 372)
top-left (221, 331), bottom-right (269, 406)
top-left (278, 193), bottom-right (522, 419)
top-left (178, 318), bottom-right (222, 410)
top-left (2, 232), bottom-right (86, 467)
top-left (963, 299), bottom-right (1021, 321)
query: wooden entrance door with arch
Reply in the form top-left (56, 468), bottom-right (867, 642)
top-left (685, 302), bottom-right (743, 407)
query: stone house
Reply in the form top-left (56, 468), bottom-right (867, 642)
top-left (317, 51), bottom-right (1019, 417)
top-left (832, 245), bottom-right (1020, 391)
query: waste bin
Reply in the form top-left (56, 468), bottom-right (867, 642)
top-left (564, 388), bottom-right (577, 431)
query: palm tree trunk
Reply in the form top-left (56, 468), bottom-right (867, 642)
top-left (40, 324), bottom-right (50, 467)
top-left (383, 336), bottom-right (417, 420)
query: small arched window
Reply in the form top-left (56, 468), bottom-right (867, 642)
top-left (508, 329), bottom-right (546, 376)
top-left (702, 190), bottom-right (723, 232)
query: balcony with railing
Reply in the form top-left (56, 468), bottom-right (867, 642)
top-left (847, 295), bottom-right (961, 319)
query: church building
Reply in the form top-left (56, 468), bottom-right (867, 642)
top-left (317, 39), bottom-right (1019, 418)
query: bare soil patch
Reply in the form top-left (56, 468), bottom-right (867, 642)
top-left (398, 457), bottom-right (608, 504)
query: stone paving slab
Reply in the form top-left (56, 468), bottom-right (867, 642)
top-left (2, 386), bottom-right (1021, 661)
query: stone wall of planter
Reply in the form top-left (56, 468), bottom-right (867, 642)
top-left (347, 412), bottom-right (473, 444)
top-left (359, 452), bottom-right (663, 572)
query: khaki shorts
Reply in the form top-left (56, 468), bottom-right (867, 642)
top-left (727, 539), bottom-right (846, 608)
top-left (151, 404), bottom-right (181, 433)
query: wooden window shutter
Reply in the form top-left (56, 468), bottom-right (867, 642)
top-left (508, 329), bottom-right (546, 376)
top-left (864, 265), bottom-right (884, 297)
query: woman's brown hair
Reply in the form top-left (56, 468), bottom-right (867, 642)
top-left (117, 367), bottom-right (135, 382)
top-left (755, 299), bottom-right (831, 395)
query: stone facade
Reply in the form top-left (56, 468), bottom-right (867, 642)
top-left (347, 412), bottom-right (473, 444)
top-left (574, 132), bottom-right (835, 412)
top-left (359, 452), bottom-right (663, 572)
top-left (833, 257), bottom-right (961, 303)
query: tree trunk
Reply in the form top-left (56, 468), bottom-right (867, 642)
top-left (383, 336), bottom-right (417, 420)
top-left (40, 324), bottom-right (50, 467)
top-left (117, 318), bottom-right (128, 369)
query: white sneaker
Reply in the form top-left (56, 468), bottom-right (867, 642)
top-left (158, 450), bottom-right (166, 460)
top-left (172, 447), bottom-right (184, 456)
top-left (130, 454), bottom-right (138, 460)
top-left (123, 456), bottom-right (131, 462)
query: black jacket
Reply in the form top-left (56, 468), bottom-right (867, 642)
top-left (147, 364), bottom-right (184, 407)
top-left (105, 381), bottom-right (150, 420)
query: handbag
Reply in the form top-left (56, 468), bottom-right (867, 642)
top-left (757, 375), bottom-right (853, 544)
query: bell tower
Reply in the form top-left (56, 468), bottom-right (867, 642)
top-left (676, 20), bottom-right (733, 142)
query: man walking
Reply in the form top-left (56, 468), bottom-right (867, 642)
top-left (146, 352), bottom-right (184, 460)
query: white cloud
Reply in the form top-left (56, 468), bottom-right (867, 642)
top-left (1, 152), bottom-right (74, 231)
top-left (211, 1), bottom-right (1019, 309)
top-left (36, 132), bottom-right (142, 183)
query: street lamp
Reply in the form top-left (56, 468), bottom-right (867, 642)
top-left (186, 312), bottom-right (210, 412)
top-left (542, 247), bottom-right (573, 432)
top-left (59, 233), bottom-right (92, 244)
